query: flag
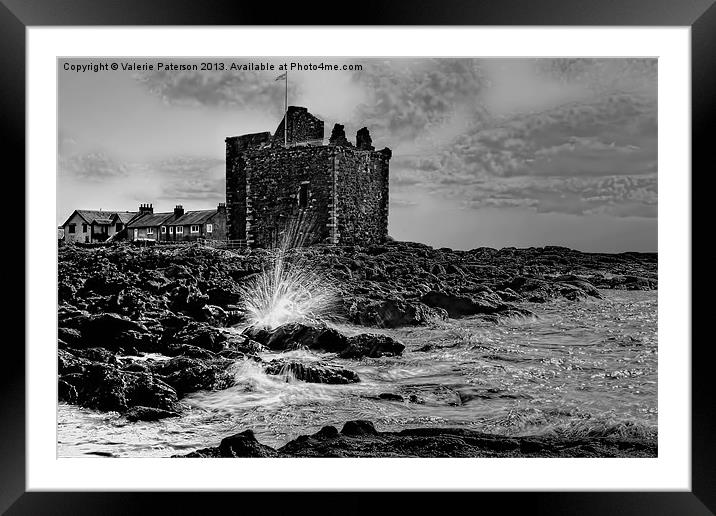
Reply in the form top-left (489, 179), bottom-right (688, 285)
top-left (275, 72), bottom-right (286, 81)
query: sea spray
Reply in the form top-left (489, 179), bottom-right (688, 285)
top-left (237, 216), bottom-right (339, 330)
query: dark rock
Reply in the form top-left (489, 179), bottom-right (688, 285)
top-left (58, 379), bottom-right (78, 403)
top-left (217, 349), bottom-right (250, 360)
top-left (378, 393), bottom-right (404, 402)
top-left (206, 285), bottom-right (241, 306)
top-left (201, 304), bottom-right (227, 326)
top-left (608, 275), bottom-right (656, 290)
top-left (264, 360), bottom-right (360, 384)
top-left (264, 421), bottom-right (657, 458)
top-left (199, 430), bottom-right (278, 458)
top-left (496, 288), bottom-right (522, 302)
top-left (121, 361), bottom-right (150, 373)
top-left (169, 284), bottom-right (209, 315)
top-left (58, 327), bottom-right (83, 346)
top-left (341, 420), bottom-right (378, 436)
top-left (60, 363), bottom-right (179, 413)
top-left (126, 405), bottom-right (180, 422)
top-left (346, 299), bottom-right (447, 328)
top-left (63, 313), bottom-right (160, 353)
top-left (150, 357), bottom-right (235, 397)
top-left (420, 290), bottom-right (504, 318)
top-left (171, 322), bottom-right (228, 352)
top-left (339, 333), bottom-right (404, 359)
top-left (165, 343), bottom-right (217, 360)
top-left (71, 347), bottom-right (119, 365)
top-left (244, 322), bottom-right (348, 353)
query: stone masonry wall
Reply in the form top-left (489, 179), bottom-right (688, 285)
top-left (334, 147), bottom-right (390, 245)
top-left (226, 108), bottom-right (389, 247)
top-left (242, 146), bottom-right (334, 248)
top-left (225, 132), bottom-right (271, 240)
top-left (272, 106), bottom-right (324, 146)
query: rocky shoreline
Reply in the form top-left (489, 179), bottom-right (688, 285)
top-left (57, 241), bottom-right (657, 456)
top-left (175, 420), bottom-right (657, 458)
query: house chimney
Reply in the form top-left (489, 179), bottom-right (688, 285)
top-left (217, 202), bottom-right (226, 214)
top-left (139, 203), bottom-right (153, 215)
top-left (174, 205), bottom-right (184, 218)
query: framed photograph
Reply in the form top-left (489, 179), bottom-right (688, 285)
top-left (8, 0), bottom-right (712, 513)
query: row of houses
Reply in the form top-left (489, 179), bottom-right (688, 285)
top-left (60, 203), bottom-right (227, 244)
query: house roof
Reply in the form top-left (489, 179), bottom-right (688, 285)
top-left (92, 218), bottom-right (114, 225)
top-left (167, 210), bottom-right (217, 226)
top-left (113, 211), bottom-right (139, 224)
top-left (62, 210), bottom-right (111, 227)
top-left (127, 212), bottom-right (175, 228)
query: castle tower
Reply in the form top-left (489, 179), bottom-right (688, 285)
top-left (225, 107), bottom-right (390, 248)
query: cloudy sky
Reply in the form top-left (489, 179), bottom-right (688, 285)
top-left (58, 57), bottom-right (657, 251)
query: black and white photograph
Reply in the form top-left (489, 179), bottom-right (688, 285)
top-left (57, 57), bottom-right (658, 459)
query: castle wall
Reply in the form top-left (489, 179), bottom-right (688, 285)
top-left (225, 109), bottom-right (390, 248)
top-left (272, 106), bottom-right (324, 146)
top-left (226, 132), bottom-right (271, 240)
top-left (334, 147), bottom-right (390, 245)
top-left (242, 146), bottom-right (335, 248)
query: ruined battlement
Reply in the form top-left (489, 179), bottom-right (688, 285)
top-left (225, 107), bottom-right (390, 248)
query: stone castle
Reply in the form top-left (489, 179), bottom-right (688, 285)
top-left (225, 106), bottom-right (391, 248)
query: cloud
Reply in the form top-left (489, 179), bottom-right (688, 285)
top-left (151, 157), bottom-right (225, 202)
top-left (534, 58), bottom-right (657, 96)
top-left (133, 65), bottom-right (288, 115)
top-left (58, 152), bottom-right (128, 181)
top-left (432, 173), bottom-right (658, 218)
top-left (349, 59), bottom-right (489, 146)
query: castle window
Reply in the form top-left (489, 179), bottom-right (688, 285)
top-left (68, 224), bottom-right (76, 234)
top-left (299, 183), bottom-right (309, 208)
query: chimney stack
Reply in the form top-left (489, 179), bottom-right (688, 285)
top-left (174, 205), bottom-right (184, 218)
top-left (139, 203), bottom-right (153, 215)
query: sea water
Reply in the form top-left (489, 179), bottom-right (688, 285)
top-left (57, 289), bottom-right (657, 457)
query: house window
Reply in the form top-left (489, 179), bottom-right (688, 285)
top-left (176, 226), bottom-right (183, 234)
top-left (169, 227), bottom-right (174, 234)
top-left (82, 223), bottom-right (88, 233)
top-left (190, 225), bottom-right (200, 233)
top-left (299, 183), bottom-right (309, 208)
top-left (206, 223), bottom-right (213, 233)
top-left (147, 227), bottom-right (154, 235)
top-left (161, 226), bottom-right (166, 234)
top-left (68, 224), bottom-right (76, 234)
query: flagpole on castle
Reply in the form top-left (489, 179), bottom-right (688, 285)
top-left (275, 70), bottom-right (288, 147)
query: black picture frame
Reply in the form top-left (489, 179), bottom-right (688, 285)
top-left (6, 0), bottom-right (713, 513)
